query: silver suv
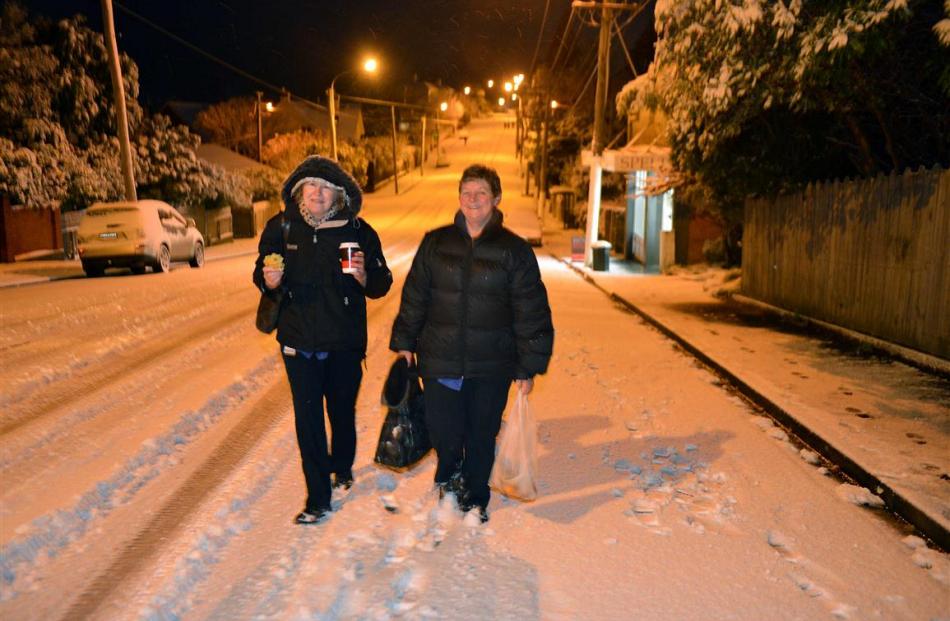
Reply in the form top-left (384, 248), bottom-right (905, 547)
top-left (77, 200), bottom-right (205, 276)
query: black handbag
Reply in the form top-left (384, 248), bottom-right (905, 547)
top-left (374, 357), bottom-right (432, 470)
top-left (255, 216), bottom-right (290, 335)
top-left (255, 288), bottom-right (284, 333)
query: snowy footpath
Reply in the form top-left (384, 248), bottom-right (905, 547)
top-left (544, 225), bottom-right (949, 552)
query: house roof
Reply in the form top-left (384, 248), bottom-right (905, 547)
top-left (197, 143), bottom-right (274, 174)
top-left (269, 99), bottom-right (363, 141)
top-left (160, 101), bottom-right (212, 128)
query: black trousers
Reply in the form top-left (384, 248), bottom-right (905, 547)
top-left (422, 376), bottom-right (512, 510)
top-left (282, 349), bottom-right (363, 512)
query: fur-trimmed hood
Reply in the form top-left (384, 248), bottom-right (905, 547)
top-left (281, 156), bottom-right (363, 220)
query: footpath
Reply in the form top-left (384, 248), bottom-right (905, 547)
top-left (540, 224), bottom-right (949, 551)
top-left (3, 116), bottom-right (946, 551)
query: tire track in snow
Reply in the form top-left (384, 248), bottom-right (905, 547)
top-left (0, 301), bottom-right (255, 436)
top-left (61, 377), bottom-right (291, 621)
top-left (0, 357), bottom-right (281, 599)
top-left (0, 321), bottom-right (249, 475)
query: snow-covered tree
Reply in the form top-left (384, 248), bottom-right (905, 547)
top-left (194, 97), bottom-right (258, 158)
top-left (262, 130), bottom-right (368, 187)
top-left (621, 0), bottom-right (950, 216)
top-left (133, 114), bottom-right (249, 210)
top-left (0, 3), bottom-right (248, 212)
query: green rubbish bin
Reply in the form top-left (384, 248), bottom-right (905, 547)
top-left (592, 240), bottom-right (611, 271)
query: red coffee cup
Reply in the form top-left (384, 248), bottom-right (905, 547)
top-left (339, 242), bottom-right (360, 274)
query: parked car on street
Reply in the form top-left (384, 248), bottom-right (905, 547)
top-left (77, 200), bottom-right (205, 277)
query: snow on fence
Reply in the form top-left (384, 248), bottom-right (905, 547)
top-left (743, 166), bottom-right (950, 359)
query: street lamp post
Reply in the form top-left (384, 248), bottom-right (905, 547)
top-left (435, 101), bottom-right (449, 167)
top-left (328, 57), bottom-right (377, 161)
top-left (256, 91), bottom-right (263, 163)
top-left (327, 72), bottom-right (347, 161)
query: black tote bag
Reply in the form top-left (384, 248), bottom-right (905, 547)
top-left (374, 357), bottom-right (431, 470)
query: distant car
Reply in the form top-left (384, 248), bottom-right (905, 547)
top-left (77, 199), bottom-right (205, 277)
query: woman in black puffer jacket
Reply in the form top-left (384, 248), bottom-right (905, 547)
top-left (254, 156), bottom-right (392, 525)
top-left (390, 164), bottom-right (553, 521)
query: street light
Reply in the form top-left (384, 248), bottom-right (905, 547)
top-left (504, 81), bottom-right (513, 92)
top-left (463, 86), bottom-right (471, 95)
top-left (498, 97), bottom-right (506, 107)
top-left (328, 56), bottom-right (378, 161)
top-left (436, 101), bottom-right (448, 167)
top-left (487, 79), bottom-right (494, 89)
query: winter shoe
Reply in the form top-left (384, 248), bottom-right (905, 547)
top-left (458, 499), bottom-right (489, 523)
top-left (332, 472), bottom-right (354, 490)
top-left (437, 473), bottom-right (467, 502)
top-left (294, 507), bottom-right (330, 524)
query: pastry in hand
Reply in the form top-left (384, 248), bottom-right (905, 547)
top-left (263, 253), bottom-right (285, 270)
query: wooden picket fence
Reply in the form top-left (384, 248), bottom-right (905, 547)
top-left (743, 166), bottom-right (950, 359)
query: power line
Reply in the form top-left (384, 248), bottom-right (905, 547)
top-left (529, 0), bottom-right (552, 78)
top-left (113, 1), bottom-right (288, 98)
top-left (550, 7), bottom-right (577, 73)
top-left (613, 17), bottom-right (637, 77)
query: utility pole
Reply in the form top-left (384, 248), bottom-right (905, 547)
top-left (390, 106), bottom-right (399, 194)
top-left (328, 81), bottom-right (339, 161)
top-left (256, 91), bottom-right (263, 163)
top-left (100, 0), bottom-right (136, 202)
top-left (582, 0), bottom-right (613, 267)
top-left (537, 103), bottom-right (550, 219)
top-left (420, 115), bottom-right (426, 176)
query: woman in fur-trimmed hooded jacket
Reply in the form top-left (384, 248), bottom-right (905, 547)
top-left (254, 156), bottom-right (392, 525)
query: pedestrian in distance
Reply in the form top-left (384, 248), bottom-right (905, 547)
top-left (254, 156), bottom-right (393, 525)
top-left (390, 163), bottom-right (554, 522)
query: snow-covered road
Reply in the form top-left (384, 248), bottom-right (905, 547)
top-left (2, 118), bottom-right (947, 620)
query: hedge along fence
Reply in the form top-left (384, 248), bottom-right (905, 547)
top-left (743, 166), bottom-right (950, 359)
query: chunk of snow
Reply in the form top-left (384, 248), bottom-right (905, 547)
top-left (835, 483), bottom-right (884, 508)
top-left (766, 530), bottom-right (792, 550)
top-left (766, 427), bottom-right (789, 442)
top-left (799, 449), bottom-right (820, 465)
top-left (901, 535), bottom-right (926, 550)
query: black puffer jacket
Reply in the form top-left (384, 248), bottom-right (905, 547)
top-left (390, 209), bottom-right (553, 379)
top-left (253, 157), bottom-right (392, 353)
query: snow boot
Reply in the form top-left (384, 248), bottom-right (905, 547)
top-left (294, 507), bottom-right (330, 525)
top-left (332, 472), bottom-right (354, 490)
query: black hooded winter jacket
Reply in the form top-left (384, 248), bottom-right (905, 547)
top-left (390, 209), bottom-right (553, 379)
top-left (253, 157), bottom-right (392, 354)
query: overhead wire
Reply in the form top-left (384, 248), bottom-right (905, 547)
top-left (528, 0), bottom-right (553, 78)
top-left (613, 18), bottom-right (638, 77)
top-left (113, 2), bottom-right (287, 95)
top-left (549, 7), bottom-right (576, 73)
top-left (112, 0), bottom-right (334, 114)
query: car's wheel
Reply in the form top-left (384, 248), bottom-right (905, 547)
top-left (83, 263), bottom-right (104, 278)
top-left (130, 264), bottom-right (146, 275)
top-left (189, 242), bottom-right (205, 268)
top-left (154, 245), bottom-right (171, 273)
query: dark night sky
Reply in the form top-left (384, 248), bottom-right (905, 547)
top-left (26, 0), bottom-right (571, 109)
